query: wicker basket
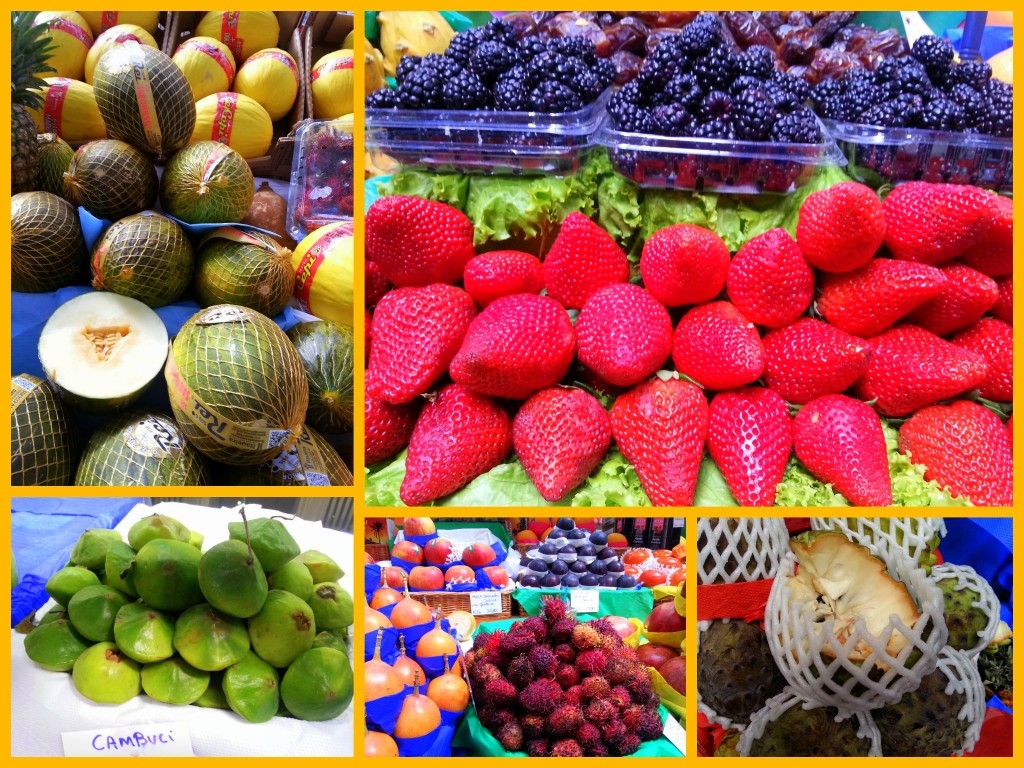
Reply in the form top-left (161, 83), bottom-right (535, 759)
top-left (365, 543), bottom-right (390, 563)
top-left (406, 590), bottom-right (513, 622)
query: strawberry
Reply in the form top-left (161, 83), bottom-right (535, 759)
top-left (795, 181), bottom-right (885, 272)
top-left (793, 394), bottom-right (892, 506)
top-left (512, 387), bottom-right (612, 502)
top-left (707, 387), bottom-right (792, 507)
top-left (365, 259), bottom-right (392, 307)
top-left (991, 276), bottom-right (1012, 324)
top-left (401, 384), bottom-right (513, 506)
top-left (449, 293), bottom-right (575, 400)
top-left (463, 250), bottom-right (545, 308)
top-left (905, 264), bottom-right (999, 336)
top-left (883, 182), bottom-right (999, 265)
top-left (365, 308), bottom-right (372, 367)
top-left (575, 283), bottom-right (673, 387)
top-left (610, 377), bottom-right (709, 506)
top-left (761, 318), bottom-right (870, 405)
top-left (640, 223), bottom-right (731, 307)
top-left (957, 193), bottom-right (1013, 277)
top-left (365, 393), bottom-right (421, 466)
top-left (951, 318), bottom-right (1013, 403)
top-left (365, 195), bottom-right (477, 286)
top-left (853, 325), bottom-right (988, 417)
top-left (815, 258), bottom-right (947, 337)
top-left (899, 400), bottom-right (1012, 506)
top-left (726, 228), bottom-right (814, 328)
top-left (543, 212), bottom-right (629, 309)
top-left (366, 284), bottom-right (477, 404)
top-left (672, 301), bottom-right (764, 391)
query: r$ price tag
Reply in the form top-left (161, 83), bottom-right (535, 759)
top-left (569, 589), bottom-right (600, 614)
top-left (469, 591), bottom-right (503, 616)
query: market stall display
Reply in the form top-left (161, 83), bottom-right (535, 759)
top-left (10, 10), bottom-right (354, 486)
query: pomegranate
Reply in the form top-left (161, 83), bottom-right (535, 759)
top-left (636, 643), bottom-right (679, 671)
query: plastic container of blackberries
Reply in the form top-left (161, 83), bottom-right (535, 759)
top-left (365, 91), bottom-right (610, 176)
top-left (597, 115), bottom-right (846, 194)
top-left (824, 120), bottom-right (1012, 193)
top-left (285, 119), bottom-right (355, 241)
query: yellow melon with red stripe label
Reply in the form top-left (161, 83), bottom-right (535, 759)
top-left (85, 24), bottom-right (159, 85)
top-left (234, 48), bottom-right (300, 121)
top-left (195, 11), bottom-right (280, 66)
top-left (28, 78), bottom-right (107, 144)
top-left (172, 36), bottom-right (237, 102)
top-left (79, 11), bottom-right (161, 37)
top-left (33, 11), bottom-right (93, 81)
top-left (191, 92), bottom-right (273, 160)
top-left (290, 222), bottom-right (354, 327)
top-left (310, 49), bottom-right (355, 119)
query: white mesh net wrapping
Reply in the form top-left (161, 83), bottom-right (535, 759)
top-left (809, 517), bottom-right (946, 570)
top-left (737, 689), bottom-right (882, 757)
top-left (765, 545), bottom-right (949, 711)
top-left (930, 563), bottom-right (1002, 657)
top-left (696, 518), bottom-right (791, 585)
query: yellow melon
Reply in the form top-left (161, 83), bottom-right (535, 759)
top-left (28, 78), bottom-right (107, 144)
top-left (79, 11), bottom-right (161, 37)
top-left (311, 50), bottom-right (355, 119)
top-left (988, 46), bottom-right (1013, 85)
top-left (191, 92), bottom-right (274, 160)
top-left (85, 24), bottom-right (158, 85)
top-left (291, 221), bottom-right (354, 327)
top-left (378, 11), bottom-right (455, 78)
top-left (194, 11), bottom-right (280, 65)
top-left (233, 48), bottom-right (300, 122)
top-left (172, 36), bottom-right (237, 102)
top-left (34, 11), bottom-right (93, 81)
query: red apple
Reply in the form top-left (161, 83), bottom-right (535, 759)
top-left (408, 565), bottom-right (444, 591)
top-left (403, 517), bottom-right (436, 536)
top-left (462, 543), bottom-right (496, 568)
top-left (364, 552), bottom-right (376, 565)
top-left (383, 566), bottom-right (407, 589)
top-left (639, 570), bottom-right (668, 587)
top-left (636, 643), bottom-right (678, 670)
top-left (444, 565), bottom-right (476, 586)
top-left (423, 537), bottom-right (456, 566)
top-left (646, 601), bottom-right (685, 633)
top-left (603, 615), bottom-right (635, 639)
top-left (659, 655), bottom-right (686, 696)
top-left (391, 539), bottom-right (424, 565)
top-left (482, 565), bottom-right (509, 588)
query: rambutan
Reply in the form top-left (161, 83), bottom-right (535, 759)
top-left (576, 721), bottom-right (604, 753)
top-left (587, 741), bottom-right (610, 757)
top-left (576, 648), bottom-right (607, 675)
top-left (546, 704), bottom-right (584, 736)
top-left (541, 596), bottom-right (570, 626)
top-left (520, 714), bottom-right (547, 738)
top-left (636, 710), bottom-right (664, 741)
top-left (601, 719), bottom-right (628, 745)
top-left (555, 663), bottom-right (580, 688)
top-left (624, 668), bottom-right (654, 701)
top-left (550, 738), bottom-right (584, 757)
top-left (484, 630), bottom-right (507, 656)
top-left (563, 684), bottom-right (585, 708)
top-left (498, 721), bottom-right (524, 752)
top-left (602, 655), bottom-right (634, 685)
top-left (520, 678), bottom-right (562, 715)
top-left (526, 738), bottom-right (550, 757)
top-left (621, 704), bottom-right (645, 730)
top-left (499, 628), bottom-right (536, 657)
top-left (527, 645), bottom-right (558, 678)
top-left (588, 617), bottom-right (620, 638)
top-left (608, 685), bottom-right (631, 710)
top-left (553, 642), bottom-right (576, 663)
top-left (471, 661), bottom-right (502, 685)
top-left (472, 632), bottom-right (490, 652)
top-left (585, 698), bottom-right (617, 723)
top-left (484, 677), bottom-right (517, 707)
top-left (571, 623), bottom-right (602, 650)
top-left (580, 675), bottom-right (610, 700)
top-left (615, 733), bottom-right (642, 756)
top-left (480, 706), bottom-right (516, 731)
top-left (549, 617), bottom-right (577, 643)
top-left (519, 615), bottom-right (548, 643)
top-left (507, 653), bottom-right (535, 689)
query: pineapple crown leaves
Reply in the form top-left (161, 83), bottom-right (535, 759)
top-left (11, 11), bottom-right (57, 110)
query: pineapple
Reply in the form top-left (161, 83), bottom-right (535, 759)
top-left (11, 11), bottom-right (56, 193)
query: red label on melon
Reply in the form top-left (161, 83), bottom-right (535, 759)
top-left (43, 80), bottom-right (70, 134)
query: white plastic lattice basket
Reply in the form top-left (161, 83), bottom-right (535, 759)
top-left (696, 518), bottom-right (791, 585)
top-left (765, 546), bottom-right (949, 711)
top-left (809, 517), bottom-right (946, 571)
top-left (930, 563), bottom-right (1002, 657)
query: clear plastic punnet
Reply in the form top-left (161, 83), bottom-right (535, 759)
top-left (765, 544), bottom-right (948, 712)
top-left (929, 563), bottom-right (1003, 658)
top-left (825, 119), bottom-right (1012, 193)
top-left (696, 518), bottom-right (791, 586)
top-left (809, 517), bottom-right (947, 571)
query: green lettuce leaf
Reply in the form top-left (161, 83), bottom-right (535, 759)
top-left (382, 171), bottom-right (469, 209)
top-left (596, 169), bottom-right (642, 251)
top-left (775, 457), bottom-right (851, 507)
top-left (363, 451), bottom-right (408, 507)
top-left (569, 448), bottom-right (651, 507)
top-left (439, 461), bottom-right (567, 507)
top-left (693, 456), bottom-right (739, 506)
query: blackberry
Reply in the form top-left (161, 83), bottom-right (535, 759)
top-left (692, 46), bottom-right (736, 92)
top-left (470, 41), bottom-right (520, 86)
top-left (816, 92), bottom-right (863, 122)
top-left (593, 57), bottom-right (616, 88)
top-left (529, 51), bottom-right (583, 82)
top-left (734, 45), bottom-right (775, 80)
top-left (571, 70), bottom-right (606, 102)
top-left (877, 57), bottom-right (933, 97)
top-left (446, 28), bottom-right (485, 67)
top-left (946, 83), bottom-right (985, 113)
top-left (395, 54), bottom-right (421, 85)
top-left (946, 60), bottom-right (992, 90)
top-left (649, 103), bottom-right (694, 136)
top-left (662, 73), bottom-right (703, 111)
top-left (767, 87), bottom-right (803, 118)
top-left (365, 87), bottom-right (398, 109)
top-left (420, 54), bottom-right (464, 81)
top-left (493, 66), bottom-right (533, 111)
top-left (730, 75), bottom-right (765, 97)
top-left (530, 80), bottom-right (583, 113)
top-left (813, 77), bottom-right (845, 101)
top-left (733, 88), bottom-right (774, 140)
top-left (396, 64), bottom-right (444, 109)
top-left (911, 35), bottom-right (955, 74)
top-left (771, 108), bottom-right (821, 144)
top-left (859, 100), bottom-right (909, 128)
top-left (614, 79), bottom-right (645, 106)
top-left (443, 70), bottom-right (490, 110)
top-left (768, 70), bottom-right (812, 103)
top-left (678, 13), bottom-right (724, 57)
top-left (636, 49), bottom-right (682, 94)
top-left (699, 90), bottom-right (734, 123)
top-left (912, 97), bottom-right (967, 131)
top-left (693, 118), bottom-right (736, 140)
top-left (480, 18), bottom-right (518, 46)
top-left (517, 36), bottom-right (549, 61)
top-left (548, 36), bottom-right (599, 65)
top-left (608, 98), bottom-right (652, 132)
top-left (974, 93), bottom-right (1013, 137)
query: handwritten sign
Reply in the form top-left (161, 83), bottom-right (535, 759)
top-left (468, 591), bottom-right (503, 616)
top-left (62, 723), bottom-right (193, 757)
top-left (662, 713), bottom-right (687, 756)
top-left (569, 589), bottom-right (600, 614)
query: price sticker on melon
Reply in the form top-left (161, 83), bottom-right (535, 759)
top-left (569, 589), bottom-right (600, 614)
top-left (469, 590), bottom-right (503, 616)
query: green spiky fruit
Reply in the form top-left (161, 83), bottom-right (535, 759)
top-left (288, 321), bottom-right (355, 434)
top-left (63, 139), bottom-right (158, 220)
top-left (160, 141), bottom-right (254, 224)
top-left (698, 619), bottom-right (787, 725)
top-left (11, 191), bottom-right (87, 292)
top-left (935, 576), bottom-right (991, 653)
top-left (873, 664), bottom-right (970, 756)
top-left (11, 373), bottom-right (76, 486)
top-left (193, 229), bottom-right (294, 316)
top-left (35, 133), bottom-right (74, 196)
top-left (746, 704), bottom-right (872, 756)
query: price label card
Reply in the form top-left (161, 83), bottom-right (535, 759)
top-left (62, 723), bottom-right (194, 757)
top-left (662, 713), bottom-right (687, 755)
top-left (569, 589), bottom-right (600, 614)
top-left (469, 590), bottom-right (503, 616)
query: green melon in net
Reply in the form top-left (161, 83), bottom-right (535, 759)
top-left (288, 321), bottom-right (354, 434)
top-left (63, 139), bottom-right (159, 221)
top-left (92, 41), bottom-right (196, 161)
top-left (11, 373), bottom-right (77, 486)
top-left (75, 410), bottom-right (210, 486)
top-left (11, 191), bottom-right (88, 293)
top-left (193, 228), bottom-right (293, 317)
top-left (38, 291), bottom-right (169, 414)
top-left (91, 211), bottom-right (194, 308)
top-left (160, 141), bottom-right (255, 224)
top-left (165, 304), bottom-right (309, 465)
top-left (35, 134), bottom-right (75, 198)
top-left (212, 424), bottom-right (353, 486)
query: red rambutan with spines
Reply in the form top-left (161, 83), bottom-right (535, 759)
top-left (550, 738), bottom-right (584, 757)
top-left (608, 685), bottom-right (631, 710)
top-left (527, 645), bottom-right (559, 678)
top-left (555, 663), bottom-right (580, 688)
top-left (498, 721), bottom-right (524, 752)
top-left (546, 704), bottom-right (585, 735)
top-left (571, 623), bottom-right (602, 649)
top-left (585, 698), bottom-right (617, 723)
top-left (601, 719), bottom-right (628, 745)
top-left (580, 675), bottom-right (610, 700)
top-left (576, 648), bottom-right (607, 675)
top-left (520, 678), bottom-right (563, 714)
top-left (549, 617), bottom-right (577, 643)
top-left (636, 710), bottom-right (664, 741)
top-left (563, 684), bottom-right (585, 708)
top-left (519, 615), bottom-right (548, 643)
top-left (484, 677), bottom-right (517, 706)
top-left (553, 642), bottom-right (576, 663)
top-left (521, 714), bottom-right (546, 738)
top-left (621, 704), bottom-right (645, 730)
top-left (507, 654), bottom-right (535, 689)
top-left (588, 617), bottom-right (620, 638)
top-left (526, 738), bottom-right (550, 757)
top-left (471, 661), bottom-right (502, 685)
top-left (541, 596), bottom-right (570, 626)
top-left (499, 630), bottom-right (535, 658)
top-left (587, 741), bottom-right (610, 757)
top-left (615, 732), bottom-right (643, 756)
top-left (576, 721), bottom-right (604, 753)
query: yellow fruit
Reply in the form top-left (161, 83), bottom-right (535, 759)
top-left (365, 44), bottom-right (386, 95)
top-left (988, 46), bottom-right (1013, 85)
top-left (79, 12), bottom-right (161, 37)
top-left (28, 78), bottom-right (107, 144)
top-left (195, 11), bottom-right (280, 65)
top-left (172, 37), bottom-right (237, 102)
top-left (85, 24), bottom-right (158, 85)
top-left (34, 11), bottom-right (93, 81)
top-left (342, 30), bottom-right (356, 49)
top-left (332, 114), bottom-right (355, 134)
top-left (291, 222), bottom-right (354, 327)
top-left (378, 11), bottom-right (455, 78)
top-left (191, 92), bottom-right (274, 160)
top-left (233, 48), bottom-right (300, 122)
top-left (311, 50), bottom-right (355, 119)
top-left (445, 611), bottom-right (477, 642)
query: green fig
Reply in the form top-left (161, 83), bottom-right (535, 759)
top-left (45, 566), bottom-right (101, 607)
top-left (294, 550), bottom-right (344, 584)
top-left (25, 618), bottom-right (91, 671)
top-left (312, 630), bottom-right (348, 654)
top-left (37, 605), bottom-right (68, 626)
top-left (67, 584), bottom-right (130, 642)
top-left (198, 540), bottom-right (268, 619)
top-left (280, 647), bottom-right (353, 721)
top-left (173, 603), bottom-right (250, 672)
top-left (189, 530), bottom-right (205, 549)
top-left (103, 540), bottom-right (138, 598)
top-left (267, 560), bottom-right (314, 602)
top-left (223, 651), bottom-right (280, 723)
top-left (113, 603), bottom-right (176, 663)
top-left (307, 583), bottom-right (353, 630)
top-left (141, 655), bottom-right (210, 704)
top-left (247, 590), bottom-right (316, 668)
top-left (69, 529), bottom-right (122, 570)
top-left (127, 514), bottom-right (191, 550)
top-left (72, 642), bottom-right (142, 704)
top-left (193, 672), bottom-right (230, 709)
top-left (133, 539), bottom-right (202, 611)
top-left (228, 517), bottom-right (300, 573)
